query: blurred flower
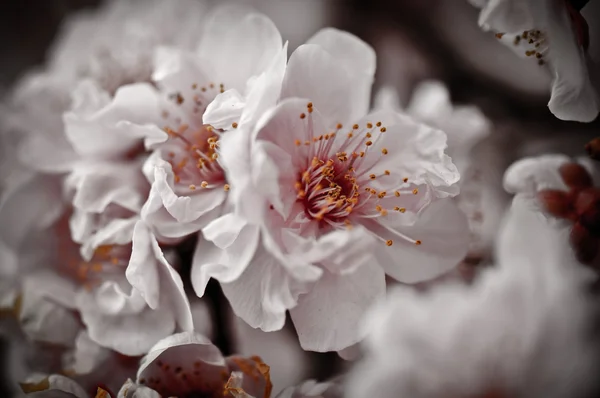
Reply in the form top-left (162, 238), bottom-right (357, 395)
top-left (133, 5), bottom-right (286, 241)
top-left (194, 28), bottom-right (469, 353)
top-left (471, 0), bottom-right (599, 122)
top-left (504, 154), bottom-right (600, 268)
top-left (346, 190), bottom-right (599, 398)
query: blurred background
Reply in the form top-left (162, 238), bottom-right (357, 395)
top-left (0, 0), bottom-right (599, 395)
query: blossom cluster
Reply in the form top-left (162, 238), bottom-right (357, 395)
top-left (0, 0), bottom-right (599, 397)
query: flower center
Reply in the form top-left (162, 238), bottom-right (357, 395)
top-left (159, 82), bottom-right (232, 193)
top-left (164, 124), bottom-right (227, 191)
top-left (63, 244), bottom-right (131, 290)
top-left (291, 103), bottom-right (422, 247)
top-left (497, 30), bottom-right (549, 66)
top-left (494, 0), bottom-right (590, 62)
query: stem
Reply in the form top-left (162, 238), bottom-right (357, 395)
top-left (205, 280), bottom-right (236, 356)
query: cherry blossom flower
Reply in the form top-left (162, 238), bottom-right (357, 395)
top-left (346, 193), bottom-right (599, 398)
top-left (133, 5), bottom-right (287, 241)
top-left (194, 29), bottom-right (469, 352)
top-left (116, 331), bottom-right (272, 398)
top-left (470, 0), bottom-right (599, 122)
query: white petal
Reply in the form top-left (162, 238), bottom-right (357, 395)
top-left (92, 279), bottom-right (147, 315)
top-left (77, 288), bottom-right (176, 356)
top-left (356, 109), bottom-right (461, 198)
top-left (191, 223), bottom-right (260, 296)
top-left (473, 0), bottom-right (535, 32)
top-left (282, 43), bottom-right (372, 128)
top-left (202, 213), bottom-right (248, 248)
top-left (369, 199), bottom-right (470, 283)
top-left (198, 6), bottom-right (283, 93)
top-left (545, 2), bottom-right (599, 122)
top-left (66, 160), bottom-right (146, 213)
top-left (218, 43), bottom-right (288, 223)
top-left (222, 247), bottom-right (302, 332)
top-left (306, 27), bottom-right (376, 119)
top-left (203, 89), bottom-right (246, 130)
top-left (156, 247), bottom-right (194, 332)
top-left (127, 222), bottom-right (161, 309)
top-left (503, 154), bottom-right (570, 194)
top-left (64, 81), bottom-right (161, 158)
top-left (290, 263), bottom-right (385, 352)
top-left (151, 157), bottom-right (226, 224)
top-left (127, 221), bottom-right (194, 331)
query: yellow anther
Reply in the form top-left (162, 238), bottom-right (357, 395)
top-left (386, 240), bottom-right (393, 246)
